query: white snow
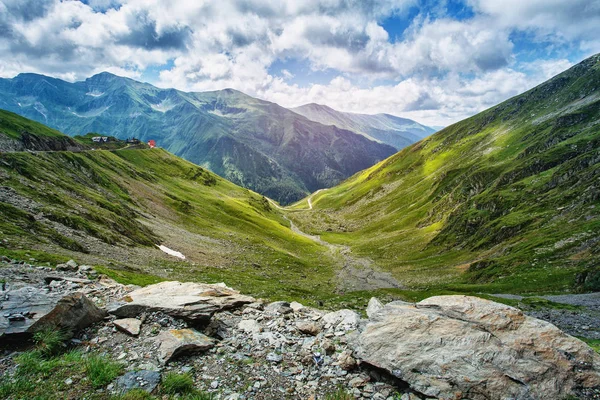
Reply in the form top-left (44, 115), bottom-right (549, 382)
top-left (157, 245), bottom-right (186, 259)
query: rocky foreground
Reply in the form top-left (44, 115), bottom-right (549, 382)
top-left (1, 258), bottom-right (600, 400)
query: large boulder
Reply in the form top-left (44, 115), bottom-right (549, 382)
top-left (1, 287), bottom-right (106, 338)
top-left (353, 295), bottom-right (600, 400)
top-left (109, 281), bottom-right (255, 323)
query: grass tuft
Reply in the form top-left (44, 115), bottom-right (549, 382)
top-left (84, 354), bottom-right (124, 388)
top-left (161, 372), bottom-right (195, 395)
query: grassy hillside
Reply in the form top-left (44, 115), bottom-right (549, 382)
top-left (0, 110), bottom-right (342, 304)
top-left (289, 53), bottom-right (600, 295)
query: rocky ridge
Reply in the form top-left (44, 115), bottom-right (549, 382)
top-left (1, 258), bottom-right (600, 400)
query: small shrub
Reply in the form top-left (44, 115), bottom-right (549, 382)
top-left (85, 354), bottom-right (123, 388)
top-left (33, 327), bottom-right (69, 357)
top-left (161, 372), bottom-right (195, 395)
top-left (324, 387), bottom-right (354, 400)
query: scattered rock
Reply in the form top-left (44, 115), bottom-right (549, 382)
top-left (238, 319), bottom-right (262, 334)
top-left (266, 352), bottom-right (283, 363)
top-left (114, 370), bottom-right (161, 394)
top-left (296, 321), bottom-right (320, 336)
top-left (321, 309), bottom-right (360, 332)
top-left (264, 301), bottom-right (293, 315)
top-left (157, 328), bottom-right (215, 364)
top-left (109, 281), bottom-right (255, 323)
top-left (366, 297), bottom-right (383, 319)
top-left (113, 318), bottom-right (142, 336)
top-left (354, 295), bottom-right (600, 400)
top-left (337, 350), bottom-right (356, 371)
top-left (290, 301), bottom-right (304, 312)
top-left (56, 260), bottom-right (78, 272)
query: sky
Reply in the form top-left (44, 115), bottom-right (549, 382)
top-left (0, 1), bottom-right (599, 126)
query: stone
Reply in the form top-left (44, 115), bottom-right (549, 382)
top-left (0, 288), bottom-right (106, 338)
top-left (56, 260), bottom-right (78, 272)
top-left (296, 321), bottom-right (320, 336)
top-left (114, 370), bottom-right (161, 394)
top-left (290, 301), bottom-right (304, 312)
top-left (238, 319), bottom-right (262, 334)
top-left (264, 301), bottom-right (293, 315)
top-left (156, 328), bottom-right (215, 364)
top-left (321, 338), bottom-right (336, 355)
top-left (266, 353), bottom-right (283, 363)
top-left (400, 394), bottom-right (421, 400)
top-left (109, 281), bottom-right (255, 323)
top-left (113, 318), bottom-right (142, 336)
top-left (366, 297), bottom-right (383, 319)
top-left (78, 265), bottom-right (93, 273)
top-left (44, 276), bottom-right (92, 285)
top-left (321, 309), bottom-right (360, 332)
top-left (336, 350), bottom-right (356, 370)
top-left (354, 295), bottom-right (600, 400)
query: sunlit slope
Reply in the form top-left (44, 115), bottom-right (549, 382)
top-left (292, 54), bottom-right (600, 294)
top-left (0, 110), bottom-right (336, 301)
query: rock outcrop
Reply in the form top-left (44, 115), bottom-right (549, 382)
top-left (354, 295), bottom-right (600, 400)
top-left (109, 281), bottom-right (255, 323)
top-left (1, 287), bottom-right (106, 338)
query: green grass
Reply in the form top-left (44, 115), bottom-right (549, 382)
top-left (85, 354), bottom-right (124, 388)
top-left (161, 372), bottom-right (195, 395)
top-left (0, 108), bottom-right (65, 139)
top-left (1, 349), bottom-right (123, 399)
top-left (33, 328), bottom-right (70, 357)
top-left (324, 387), bottom-right (354, 400)
top-left (288, 54), bottom-right (600, 296)
top-left (579, 338), bottom-right (600, 354)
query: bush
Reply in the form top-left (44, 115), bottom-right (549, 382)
top-left (161, 372), bottom-right (195, 395)
top-left (85, 354), bottom-right (123, 388)
top-left (33, 327), bottom-right (69, 357)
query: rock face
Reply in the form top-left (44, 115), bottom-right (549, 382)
top-left (157, 328), bottom-right (215, 364)
top-left (109, 281), bottom-right (255, 323)
top-left (1, 288), bottom-right (106, 337)
top-left (354, 295), bottom-right (600, 400)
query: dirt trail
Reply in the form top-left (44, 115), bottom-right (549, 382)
top-left (268, 191), bottom-right (402, 292)
top-left (285, 214), bottom-right (402, 292)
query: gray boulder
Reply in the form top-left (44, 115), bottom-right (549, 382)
top-left (366, 297), bottom-right (383, 319)
top-left (353, 295), bottom-right (600, 400)
top-left (109, 281), bottom-right (255, 323)
top-left (157, 328), bottom-right (215, 364)
top-left (114, 370), bottom-right (161, 394)
top-left (1, 287), bottom-right (106, 338)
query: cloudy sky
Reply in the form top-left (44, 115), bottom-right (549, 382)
top-left (1, 0), bottom-right (599, 126)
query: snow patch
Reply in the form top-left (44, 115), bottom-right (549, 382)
top-left (150, 100), bottom-right (175, 113)
top-left (157, 245), bottom-right (186, 259)
top-left (86, 91), bottom-right (104, 97)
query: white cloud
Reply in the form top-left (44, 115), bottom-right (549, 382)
top-left (0, 0), bottom-right (597, 127)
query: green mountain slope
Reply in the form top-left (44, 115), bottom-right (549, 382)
top-left (291, 103), bottom-right (435, 149)
top-left (290, 53), bottom-right (600, 295)
top-left (0, 109), bottom-right (339, 302)
top-left (0, 73), bottom-right (395, 204)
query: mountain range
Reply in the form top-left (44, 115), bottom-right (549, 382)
top-left (291, 103), bottom-right (435, 149)
top-left (0, 73), bottom-right (431, 204)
